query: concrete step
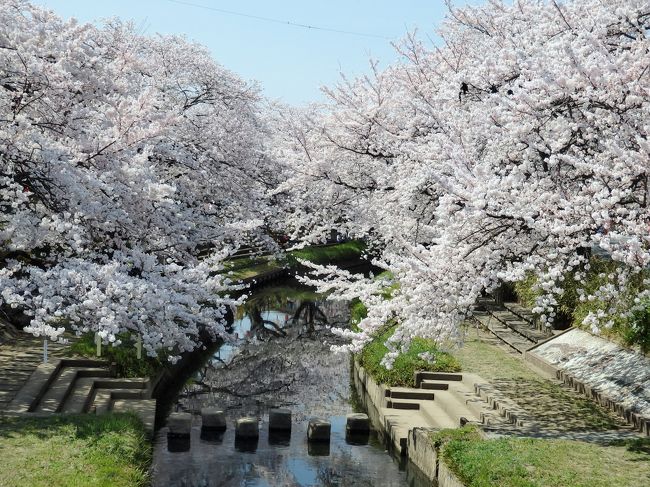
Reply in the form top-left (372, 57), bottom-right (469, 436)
top-left (91, 387), bottom-right (149, 414)
top-left (473, 313), bottom-right (534, 353)
top-left (415, 372), bottom-right (463, 386)
top-left (34, 367), bottom-right (109, 413)
top-left (503, 302), bottom-right (538, 326)
top-left (490, 310), bottom-right (548, 343)
top-left (111, 399), bottom-right (156, 438)
top-left (434, 390), bottom-right (481, 424)
top-left (420, 380), bottom-right (449, 390)
top-left (5, 361), bottom-right (61, 413)
top-left (61, 377), bottom-right (99, 414)
top-left (92, 378), bottom-right (149, 390)
top-left (92, 389), bottom-right (114, 414)
top-left (474, 383), bottom-right (534, 427)
top-left (419, 401), bottom-right (460, 429)
top-left (379, 407), bottom-right (430, 454)
top-left (386, 398), bottom-right (420, 410)
top-left (387, 388), bottom-right (435, 401)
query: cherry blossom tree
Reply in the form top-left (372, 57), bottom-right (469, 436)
top-left (274, 0), bottom-right (650, 363)
top-left (0, 0), bottom-right (278, 359)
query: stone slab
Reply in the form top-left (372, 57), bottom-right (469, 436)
top-left (167, 412), bottom-right (192, 437)
top-left (5, 361), bottom-right (60, 413)
top-left (201, 407), bottom-right (226, 430)
top-left (307, 418), bottom-right (331, 442)
top-left (346, 413), bottom-right (370, 433)
top-left (269, 408), bottom-right (292, 431)
top-left (235, 417), bottom-right (259, 439)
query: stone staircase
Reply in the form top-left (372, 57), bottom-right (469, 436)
top-left (382, 371), bottom-right (536, 437)
top-left (1, 354), bottom-right (156, 437)
top-left (471, 301), bottom-right (550, 353)
top-left (0, 334), bottom-right (69, 411)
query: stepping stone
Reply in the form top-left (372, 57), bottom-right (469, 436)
top-left (235, 417), bottom-right (259, 439)
top-left (346, 413), bottom-right (370, 433)
top-left (269, 408), bottom-right (292, 431)
top-left (307, 418), bottom-right (331, 442)
top-left (201, 407), bottom-right (226, 430)
top-left (167, 412), bottom-right (192, 437)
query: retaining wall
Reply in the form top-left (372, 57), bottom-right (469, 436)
top-left (353, 359), bottom-right (467, 486)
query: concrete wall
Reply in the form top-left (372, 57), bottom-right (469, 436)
top-left (438, 458), bottom-right (467, 487)
top-left (407, 428), bottom-right (437, 481)
top-left (353, 359), bottom-right (467, 486)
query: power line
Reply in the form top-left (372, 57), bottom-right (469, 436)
top-left (166, 0), bottom-right (392, 40)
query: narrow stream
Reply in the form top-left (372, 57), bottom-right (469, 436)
top-left (151, 278), bottom-right (431, 486)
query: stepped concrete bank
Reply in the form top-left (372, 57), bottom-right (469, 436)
top-left (473, 299), bottom-right (650, 436)
top-left (352, 359), bottom-right (470, 486)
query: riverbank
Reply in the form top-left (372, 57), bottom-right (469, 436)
top-left (421, 425), bottom-right (650, 487)
top-left (0, 413), bottom-right (151, 487)
top-left (223, 240), bottom-right (367, 282)
top-left (0, 242), bottom-right (370, 486)
top-left (356, 325), bottom-right (650, 486)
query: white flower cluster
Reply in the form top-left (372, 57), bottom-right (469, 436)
top-left (0, 1), bottom-right (278, 359)
top-left (273, 0), bottom-right (650, 363)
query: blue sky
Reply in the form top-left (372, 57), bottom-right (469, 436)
top-left (32, 0), bottom-right (475, 105)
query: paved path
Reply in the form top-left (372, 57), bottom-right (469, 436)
top-left (0, 328), bottom-right (69, 411)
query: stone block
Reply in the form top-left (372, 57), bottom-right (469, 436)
top-left (235, 416), bottom-right (259, 439)
top-left (201, 407), bottom-right (226, 430)
top-left (269, 408), bottom-right (292, 431)
top-left (345, 413), bottom-right (370, 433)
top-left (307, 418), bottom-right (331, 442)
top-left (167, 412), bottom-right (192, 437)
top-left (308, 441), bottom-right (330, 456)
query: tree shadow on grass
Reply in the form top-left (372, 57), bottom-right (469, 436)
top-left (608, 437), bottom-right (650, 460)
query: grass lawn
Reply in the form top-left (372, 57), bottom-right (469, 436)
top-left (222, 241), bottom-right (367, 281)
top-left (287, 240), bottom-right (366, 265)
top-left (435, 426), bottom-right (650, 487)
top-left (0, 413), bottom-right (151, 487)
top-left (455, 329), bottom-right (627, 431)
top-left (225, 260), bottom-right (282, 280)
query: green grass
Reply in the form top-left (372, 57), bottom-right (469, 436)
top-left (225, 260), bottom-right (282, 280)
top-left (0, 413), bottom-right (151, 487)
top-left (435, 426), bottom-right (650, 487)
top-left (68, 332), bottom-right (163, 378)
top-left (222, 241), bottom-right (367, 281)
top-left (287, 240), bottom-right (366, 265)
top-left (351, 271), bottom-right (460, 386)
top-left (349, 299), bottom-right (368, 332)
top-left (455, 330), bottom-right (627, 431)
top-left (358, 325), bottom-right (461, 387)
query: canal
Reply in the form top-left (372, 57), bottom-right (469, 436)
top-left (151, 278), bottom-right (431, 486)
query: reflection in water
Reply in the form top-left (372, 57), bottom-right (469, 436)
top-left (152, 280), bottom-right (432, 487)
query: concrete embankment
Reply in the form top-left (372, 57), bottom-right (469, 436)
top-left (352, 359), bottom-right (468, 486)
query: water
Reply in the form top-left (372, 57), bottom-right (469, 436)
top-left (151, 279), bottom-right (431, 487)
